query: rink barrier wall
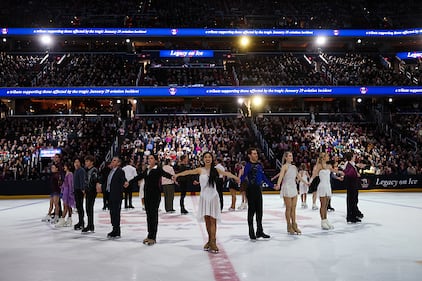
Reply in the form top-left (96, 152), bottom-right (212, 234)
top-left (1, 175), bottom-right (422, 199)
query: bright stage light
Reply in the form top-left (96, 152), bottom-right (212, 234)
top-left (315, 36), bottom-right (327, 46)
top-left (240, 36), bottom-right (250, 48)
top-left (39, 34), bottom-right (53, 46)
top-left (252, 96), bottom-right (263, 107)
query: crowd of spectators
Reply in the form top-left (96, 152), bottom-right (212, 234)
top-left (321, 53), bottom-right (417, 86)
top-left (1, 0), bottom-right (419, 28)
top-left (35, 54), bottom-right (140, 87)
top-left (118, 116), bottom-right (261, 172)
top-left (0, 53), bottom-right (44, 87)
top-left (0, 116), bottom-right (118, 180)
top-left (391, 114), bottom-right (422, 144)
top-left (235, 54), bottom-right (329, 86)
top-left (1, 112), bottom-right (422, 182)
top-left (2, 52), bottom-right (417, 88)
top-left (0, 53), bottom-right (141, 87)
top-left (142, 60), bottom-right (232, 87)
top-left (256, 116), bottom-right (422, 175)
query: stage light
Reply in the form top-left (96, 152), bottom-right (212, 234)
top-left (39, 34), bottom-right (53, 46)
top-left (315, 36), bottom-right (327, 46)
top-left (252, 96), bottom-right (263, 107)
top-left (388, 97), bottom-right (393, 103)
top-left (356, 97), bottom-right (363, 103)
top-left (237, 97), bottom-right (244, 105)
top-left (239, 36), bottom-right (250, 48)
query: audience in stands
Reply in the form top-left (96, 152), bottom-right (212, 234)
top-left (1, 0), bottom-right (419, 29)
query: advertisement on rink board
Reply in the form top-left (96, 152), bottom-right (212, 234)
top-left (331, 175), bottom-right (422, 190)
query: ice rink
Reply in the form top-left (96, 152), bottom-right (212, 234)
top-left (1, 192), bottom-right (421, 281)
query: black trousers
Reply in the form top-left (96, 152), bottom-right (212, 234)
top-left (346, 187), bottom-right (359, 220)
top-left (74, 189), bottom-right (85, 226)
top-left (216, 178), bottom-right (224, 211)
top-left (109, 198), bottom-right (122, 233)
top-left (102, 188), bottom-right (109, 209)
top-left (246, 185), bottom-right (264, 233)
top-left (124, 190), bottom-right (133, 207)
top-left (179, 183), bottom-right (187, 209)
top-left (85, 189), bottom-right (97, 228)
top-left (145, 192), bottom-right (161, 240)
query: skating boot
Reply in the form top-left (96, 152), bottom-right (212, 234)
top-left (64, 217), bottom-right (72, 227)
top-left (321, 219), bottom-right (330, 230)
top-left (292, 222), bottom-right (302, 235)
top-left (55, 218), bottom-right (66, 227)
top-left (287, 222), bottom-right (295, 235)
top-left (209, 239), bottom-right (219, 253)
top-left (203, 240), bottom-right (210, 251)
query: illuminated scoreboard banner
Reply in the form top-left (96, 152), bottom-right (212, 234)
top-left (1, 86), bottom-right (422, 98)
top-left (159, 50), bottom-right (214, 58)
top-left (396, 51), bottom-right (422, 60)
top-left (2, 27), bottom-right (422, 37)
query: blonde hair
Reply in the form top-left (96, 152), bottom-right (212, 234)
top-left (281, 151), bottom-right (292, 165)
top-left (317, 152), bottom-right (327, 166)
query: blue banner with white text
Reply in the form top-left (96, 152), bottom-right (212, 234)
top-left (1, 86), bottom-right (422, 98)
top-left (2, 27), bottom-right (422, 37)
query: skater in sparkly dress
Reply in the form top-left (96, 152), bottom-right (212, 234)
top-left (298, 163), bottom-right (310, 209)
top-left (275, 152), bottom-right (307, 235)
top-left (174, 152), bottom-right (239, 253)
top-left (56, 162), bottom-right (75, 227)
top-left (311, 152), bottom-right (343, 230)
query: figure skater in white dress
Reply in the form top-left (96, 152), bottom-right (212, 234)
top-left (311, 152), bottom-right (343, 230)
top-left (174, 152), bottom-right (239, 253)
top-left (275, 152), bottom-right (307, 235)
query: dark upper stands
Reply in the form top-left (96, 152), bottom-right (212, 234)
top-left (1, 0), bottom-right (420, 28)
top-left (2, 52), bottom-right (419, 87)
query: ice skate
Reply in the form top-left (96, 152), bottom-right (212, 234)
top-left (256, 232), bottom-right (271, 239)
top-left (287, 222), bottom-right (295, 235)
top-left (64, 217), bottom-right (72, 227)
top-left (55, 218), bottom-right (66, 227)
top-left (326, 220), bottom-right (334, 229)
top-left (41, 214), bottom-right (51, 222)
top-left (145, 239), bottom-right (156, 246)
top-left (203, 241), bottom-right (210, 251)
top-left (321, 219), bottom-right (330, 230)
top-left (209, 239), bottom-right (219, 253)
top-left (292, 222), bottom-right (302, 235)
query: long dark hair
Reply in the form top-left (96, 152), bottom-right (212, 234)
top-left (202, 152), bottom-right (219, 188)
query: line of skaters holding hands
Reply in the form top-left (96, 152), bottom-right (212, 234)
top-left (47, 149), bottom-right (363, 251)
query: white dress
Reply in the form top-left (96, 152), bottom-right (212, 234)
top-left (197, 168), bottom-right (221, 222)
top-left (317, 169), bottom-right (332, 197)
top-left (298, 171), bottom-right (309, 195)
top-left (280, 164), bottom-right (298, 198)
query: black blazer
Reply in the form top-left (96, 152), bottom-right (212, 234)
top-left (131, 166), bottom-right (173, 197)
top-left (108, 167), bottom-right (127, 201)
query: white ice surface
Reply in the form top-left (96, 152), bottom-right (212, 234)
top-left (0, 192), bottom-right (421, 281)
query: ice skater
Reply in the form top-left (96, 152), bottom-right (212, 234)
top-left (312, 152), bottom-right (342, 230)
top-left (55, 162), bottom-right (75, 227)
top-left (131, 154), bottom-right (173, 246)
top-left (240, 148), bottom-right (275, 240)
top-left (174, 152), bottom-right (239, 253)
top-left (275, 152), bottom-right (305, 235)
